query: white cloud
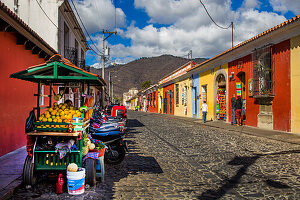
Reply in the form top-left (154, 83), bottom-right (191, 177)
top-left (270, 0), bottom-right (300, 14)
top-left (241, 0), bottom-right (261, 10)
top-left (86, 0), bottom-right (290, 65)
top-left (72, 0), bottom-right (126, 33)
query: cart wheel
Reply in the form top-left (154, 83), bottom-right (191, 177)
top-left (97, 156), bottom-right (105, 182)
top-left (23, 155), bottom-right (37, 186)
top-left (85, 158), bottom-right (96, 186)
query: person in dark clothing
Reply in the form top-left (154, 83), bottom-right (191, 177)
top-left (235, 96), bottom-right (243, 126)
top-left (231, 94), bottom-right (236, 125)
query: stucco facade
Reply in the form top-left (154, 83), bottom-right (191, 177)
top-left (290, 35), bottom-right (300, 133)
top-left (174, 78), bottom-right (191, 117)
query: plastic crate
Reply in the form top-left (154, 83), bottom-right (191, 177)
top-left (34, 139), bottom-right (83, 170)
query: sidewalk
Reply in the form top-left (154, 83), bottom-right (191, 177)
top-left (0, 146), bottom-right (27, 200)
top-left (194, 119), bottom-right (300, 145)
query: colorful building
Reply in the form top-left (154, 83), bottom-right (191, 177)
top-left (159, 62), bottom-right (195, 116)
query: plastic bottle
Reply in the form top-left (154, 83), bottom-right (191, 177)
top-left (56, 174), bottom-right (64, 194)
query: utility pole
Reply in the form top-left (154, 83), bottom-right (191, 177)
top-left (112, 83), bottom-right (114, 104)
top-left (109, 71), bottom-right (111, 103)
top-left (101, 29), bottom-right (117, 79)
top-left (101, 29), bottom-right (117, 106)
top-left (231, 22), bottom-right (234, 48)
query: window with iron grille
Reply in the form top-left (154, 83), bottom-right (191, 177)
top-left (175, 84), bottom-right (179, 105)
top-left (252, 45), bottom-right (274, 97)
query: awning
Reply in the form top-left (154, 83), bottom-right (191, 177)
top-left (10, 54), bottom-right (106, 86)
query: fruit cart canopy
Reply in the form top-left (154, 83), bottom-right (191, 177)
top-left (10, 54), bottom-right (106, 86)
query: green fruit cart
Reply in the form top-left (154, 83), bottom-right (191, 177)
top-left (10, 55), bottom-right (106, 187)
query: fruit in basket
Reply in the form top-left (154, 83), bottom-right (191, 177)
top-left (67, 163), bottom-right (78, 172)
top-left (42, 118), bottom-right (47, 122)
top-left (48, 118), bottom-right (52, 122)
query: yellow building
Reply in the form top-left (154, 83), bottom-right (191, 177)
top-left (157, 87), bottom-right (164, 113)
top-left (174, 78), bottom-right (191, 117)
top-left (197, 63), bottom-right (228, 121)
top-left (291, 35), bottom-right (300, 133)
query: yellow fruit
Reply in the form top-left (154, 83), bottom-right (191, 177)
top-left (64, 110), bottom-right (69, 115)
top-left (51, 115), bottom-right (56, 119)
top-left (53, 118), bottom-right (58, 123)
top-left (58, 109), bottom-right (63, 113)
top-left (64, 119), bottom-right (68, 123)
top-left (60, 111), bottom-right (65, 116)
top-left (42, 118), bottom-right (47, 122)
top-left (60, 115), bottom-right (66, 120)
top-left (55, 125), bottom-right (60, 128)
top-left (39, 116), bottom-right (43, 121)
top-left (48, 118), bottom-right (52, 122)
top-left (46, 125), bottom-right (50, 128)
top-left (45, 113), bottom-right (51, 118)
top-left (76, 113), bottom-right (81, 118)
top-left (49, 108), bottom-right (53, 112)
top-left (57, 119), bottom-right (62, 123)
top-left (53, 102), bottom-right (58, 107)
top-left (37, 126), bottom-right (42, 128)
top-left (60, 125), bottom-right (64, 128)
top-left (55, 112), bottom-right (60, 116)
top-left (61, 106), bottom-right (66, 110)
top-left (51, 125), bottom-right (55, 128)
top-left (51, 111), bottom-right (57, 116)
top-left (70, 110), bottom-right (75, 115)
top-left (68, 114), bottom-right (73, 120)
top-left (44, 111), bottom-right (49, 115)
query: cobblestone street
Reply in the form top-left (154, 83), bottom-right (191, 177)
top-left (11, 111), bottom-right (300, 199)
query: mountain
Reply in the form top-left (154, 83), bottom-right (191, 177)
top-left (89, 55), bottom-right (208, 99)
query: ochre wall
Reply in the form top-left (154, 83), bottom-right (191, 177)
top-left (228, 55), bottom-right (260, 127)
top-left (174, 78), bottom-right (191, 117)
top-left (291, 35), bottom-right (300, 133)
top-left (272, 39), bottom-right (291, 132)
top-left (0, 32), bottom-right (46, 156)
top-left (198, 63), bottom-right (228, 121)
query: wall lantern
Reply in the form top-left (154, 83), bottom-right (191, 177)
top-left (229, 71), bottom-right (234, 79)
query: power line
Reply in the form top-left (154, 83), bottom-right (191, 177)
top-left (199, 0), bottom-right (232, 30)
top-left (35, 0), bottom-right (59, 29)
top-left (70, 0), bottom-right (103, 56)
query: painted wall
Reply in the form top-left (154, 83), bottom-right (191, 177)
top-left (191, 74), bottom-right (199, 118)
top-left (291, 35), bottom-right (300, 133)
top-left (197, 63), bottom-right (228, 121)
top-left (2, 0), bottom-right (62, 51)
top-left (174, 78), bottom-right (191, 117)
top-left (272, 39), bottom-right (291, 132)
top-left (147, 91), bottom-right (158, 113)
top-left (158, 88), bottom-right (163, 114)
top-left (163, 84), bottom-right (174, 115)
top-left (228, 55), bottom-right (260, 127)
top-left (0, 32), bottom-right (46, 156)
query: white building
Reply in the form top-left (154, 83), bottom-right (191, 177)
top-left (123, 88), bottom-right (139, 107)
top-left (1, 0), bottom-right (102, 107)
top-left (2, 0), bottom-right (88, 67)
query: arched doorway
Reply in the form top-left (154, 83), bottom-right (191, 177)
top-left (216, 74), bottom-right (227, 120)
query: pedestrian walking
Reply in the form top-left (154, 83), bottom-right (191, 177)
top-left (235, 96), bottom-right (243, 126)
top-left (231, 94), bottom-right (236, 125)
top-left (201, 101), bottom-right (208, 123)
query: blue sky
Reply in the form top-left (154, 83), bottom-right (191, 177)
top-left (72, 0), bottom-right (300, 67)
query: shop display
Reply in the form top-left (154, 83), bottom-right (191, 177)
top-left (217, 88), bottom-right (226, 120)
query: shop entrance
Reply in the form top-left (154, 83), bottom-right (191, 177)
top-left (216, 74), bottom-right (226, 120)
top-left (237, 72), bottom-right (246, 120)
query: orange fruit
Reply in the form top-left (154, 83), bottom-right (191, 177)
top-left (42, 118), bottom-right (47, 122)
top-left (53, 118), bottom-right (58, 123)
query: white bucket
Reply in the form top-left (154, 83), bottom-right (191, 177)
top-left (66, 168), bottom-right (85, 195)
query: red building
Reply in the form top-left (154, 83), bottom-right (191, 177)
top-left (0, 3), bottom-right (56, 156)
top-left (162, 84), bottom-right (175, 115)
top-left (228, 40), bottom-right (291, 132)
top-left (144, 84), bottom-right (158, 113)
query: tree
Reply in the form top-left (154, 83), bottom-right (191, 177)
top-left (141, 80), bottom-right (151, 89)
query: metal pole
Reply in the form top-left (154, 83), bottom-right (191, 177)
top-left (231, 22), bottom-right (234, 48)
top-left (102, 29), bottom-right (105, 79)
top-left (112, 83), bottom-right (114, 104)
top-left (109, 71), bottom-right (111, 103)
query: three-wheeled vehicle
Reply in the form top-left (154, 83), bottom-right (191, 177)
top-left (10, 55), bottom-right (106, 186)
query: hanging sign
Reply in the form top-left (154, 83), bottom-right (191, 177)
top-left (236, 82), bottom-right (242, 97)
